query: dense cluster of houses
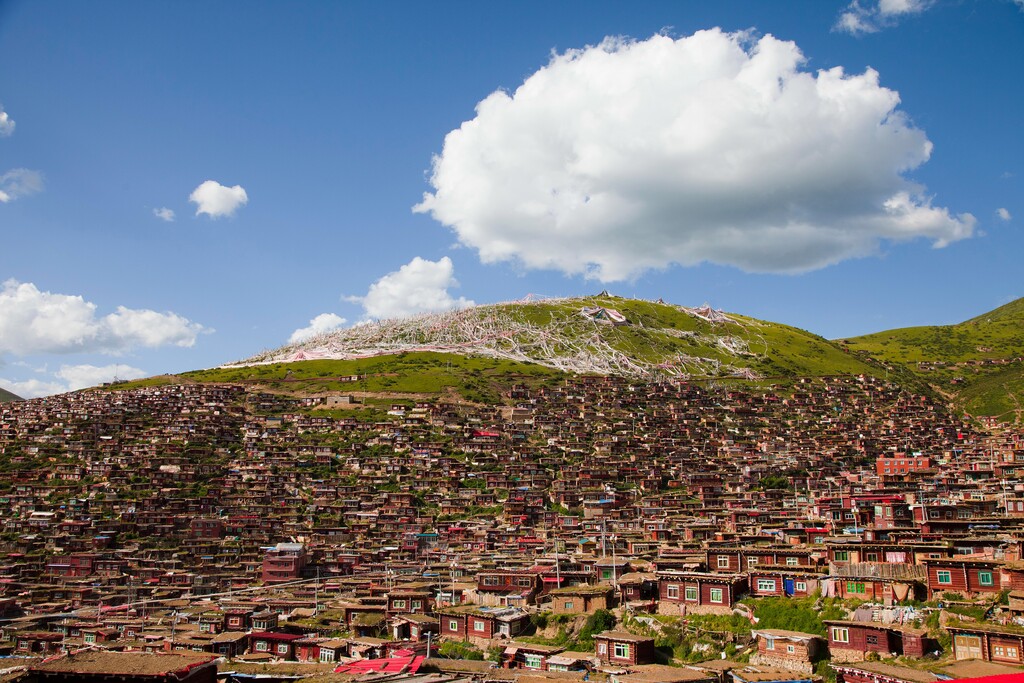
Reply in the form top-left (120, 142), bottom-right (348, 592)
top-left (0, 373), bottom-right (1023, 681)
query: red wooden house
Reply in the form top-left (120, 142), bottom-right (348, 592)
top-left (248, 632), bottom-right (303, 660)
top-left (948, 622), bottom-right (1024, 664)
top-left (825, 620), bottom-right (937, 662)
top-left (924, 558), bottom-right (1004, 599)
top-left (658, 571), bottom-right (748, 615)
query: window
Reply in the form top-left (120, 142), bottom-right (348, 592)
top-left (865, 553), bottom-right (878, 562)
top-left (613, 643), bottom-right (630, 658)
top-left (602, 569), bottom-right (613, 579)
top-left (1007, 646), bottom-right (1019, 659)
top-left (564, 601), bottom-right (574, 610)
top-left (717, 556), bottom-right (731, 569)
top-left (848, 582), bottom-right (866, 594)
top-left (256, 641), bottom-right (269, 652)
top-left (278, 643), bottom-right (290, 655)
top-left (320, 650), bottom-right (336, 662)
top-left (834, 551), bottom-right (849, 562)
top-left (787, 645), bottom-right (795, 654)
top-left (598, 643), bottom-right (607, 655)
top-left (710, 588), bottom-right (724, 603)
top-left (786, 557), bottom-right (799, 566)
top-left (483, 576), bottom-right (500, 586)
top-left (473, 620), bottom-right (485, 632)
top-left (831, 627), bottom-right (849, 644)
top-left (937, 570), bottom-right (952, 584)
top-left (412, 600), bottom-right (422, 609)
top-left (518, 577), bottom-right (533, 587)
top-left (685, 586), bottom-right (698, 601)
top-left (979, 571), bottom-right (994, 586)
top-left (795, 582), bottom-right (807, 592)
top-left (866, 635), bottom-right (878, 645)
top-left (747, 557), bottom-right (759, 568)
top-left (448, 619), bottom-right (459, 631)
top-left (765, 637), bottom-right (775, 650)
top-left (392, 599), bottom-right (406, 609)
top-left (757, 579), bottom-right (777, 592)
top-left (666, 584), bottom-right (679, 598)
top-left (525, 654), bottom-right (543, 669)
top-left (84, 633), bottom-right (95, 644)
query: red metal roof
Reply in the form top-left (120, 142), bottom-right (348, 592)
top-left (332, 654), bottom-right (425, 675)
top-left (947, 675), bottom-right (1024, 683)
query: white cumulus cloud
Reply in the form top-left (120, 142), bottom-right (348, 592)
top-left (997, 208), bottom-right (1012, 222)
top-left (346, 256), bottom-right (474, 320)
top-left (289, 313), bottom-right (348, 344)
top-left (0, 168), bottom-right (43, 203)
top-left (189, 180), bottom-right (248, 218)
top-left (0, 105), bottom-right (14, 137)
top-left (0, 377), bottom-right (65, 399)
top-left (0, 280), bottom-right (208, 356)
top-left (835, 0), bottom-right (932, 35)
top-left (415, 30), bottom-right (974, 280)
top-left (153, 207), bottom-right (175, 222)
top-left (55, 364), bottom-right (146, 391)
top-left (0, 364), bottom-right (146, 399)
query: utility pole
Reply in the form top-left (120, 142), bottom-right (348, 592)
top-left (601, 518), bottom-right (606, 558)
top-left (611, 534), bottom-right (618, 590)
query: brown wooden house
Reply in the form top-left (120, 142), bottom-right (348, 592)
top-left (594, 630), bottom-right (656, 666)
top-left (750, 629), bottom-right (826, 675)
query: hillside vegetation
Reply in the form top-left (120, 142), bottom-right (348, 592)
top-left (0, 386), bottom-right (23, 403)
top-left (184, 295), bottom-right (884, 401)
top-left (843, 297), bottom-right (1024, 423)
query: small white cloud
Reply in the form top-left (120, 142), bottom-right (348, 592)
top-left (153, 207), bottom-right (175, 222)
top-left (289, 313), bottom-right (348, 344)
top-left (835, 4), bottom-right (879, 34)
top-left (346, 256), bottom-right (474, 320)
top-left (0, 377), bottom-right (65, 399)
top-left (104, 306), bottom-right (208, 349)
top-left (0, 105), bottom-right (14, 137)
top-left (835, 0), bottom-right (932, 34)
top-left (0, 168), bottom-right (43, 203)
top-left (997, 207), bottom-right (1012, 221)
top-left (55, 364), bottom-right (146, 391)
top-left (416, 30), bottom-right (973, 280)
top-left (877, 0), bottom-right (930, 16)
top-left (0, 280), bottom-right (208, 356)
top-left (189, 180), bottom-right (248, 218)
top-left (0, 364), bottom-right (146, 398)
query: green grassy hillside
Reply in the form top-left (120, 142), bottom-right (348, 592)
top-left (0, 386), bottom-right (23, 402)
top-left (843, 297), bottom-right (1024, 423)
top-left (158, 295), bottom-right (884, 402)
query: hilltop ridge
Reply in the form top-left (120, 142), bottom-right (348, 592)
top-left (228, 295), bottom-right (879, 384)
top-left (843, 296), bottom-right (1024, 423)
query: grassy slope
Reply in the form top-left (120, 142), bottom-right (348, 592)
top-left (107, 297), bottom-right (885, 403)
top-left (0, 386), bottom-right (23, 402)
top-left (843, 297), bottom-right (1024, 422)
top-left (180, 353), bottom-right (564, 404)
top-left (500, 296), bottom-right (880, 379)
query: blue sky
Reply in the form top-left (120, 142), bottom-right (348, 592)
top-left (0, 0), bottom-right (1021, 397)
